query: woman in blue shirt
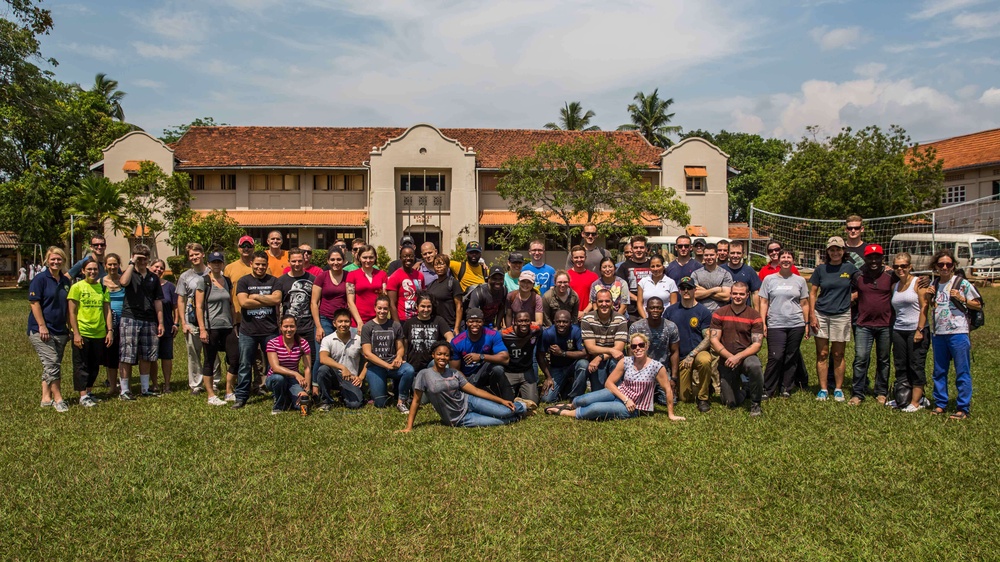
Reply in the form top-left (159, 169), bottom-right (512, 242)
top-left (102, 253), bottom-right (126, 393)
top-left (27, 246), bottom-right (72, 412)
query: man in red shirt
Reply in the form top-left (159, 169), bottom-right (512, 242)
top-left (567, 245), bottom-right (599, 311)
top-left (710, 282), bottom-right (765, 416)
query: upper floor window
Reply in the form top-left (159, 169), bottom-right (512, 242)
top-left (401, 173), bottom-right (445, 192)
top-left (314, 174), bottom-right (364, 191)
top-left (942, 185), bottom-right (965, 204)
top-left (220, 174), bottom-right (236, 190)
top-left (250, 174), bottom-right (300, 191)
top-left (684, 166), bottom-right (707, 192)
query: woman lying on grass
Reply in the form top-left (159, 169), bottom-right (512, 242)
top-left (397, 341), bottom-right (535, 432)
top-left (545, 332), bottom-right (685, 421)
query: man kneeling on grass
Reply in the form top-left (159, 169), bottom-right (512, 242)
top-left (709, 282), bottom-right (764, 417)
top-left (398, 341), bottom-right (535, 431)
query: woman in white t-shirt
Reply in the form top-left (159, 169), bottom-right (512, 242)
top-left (889, 252), bottom-right (929, 412)
top-left (636, 254), bottom-right (677, 318)
top-left (926, 249), bottom-right (981, 420)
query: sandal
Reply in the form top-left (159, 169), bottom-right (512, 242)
top-left (931, 407), bottom-right (945, 415)
top-left (949, 410), bottom-right (969, 420)
top-left (544, 404), bottom-right (573, 415)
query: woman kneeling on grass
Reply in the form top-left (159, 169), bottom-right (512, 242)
top-left (545, 333), bottom-right (685, 421)
top-left (265, 314), bottom-right (313, 416)
top-left (398, 341), bottom-right (535, 432)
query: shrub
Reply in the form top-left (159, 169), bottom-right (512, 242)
top-left (311, 249), bottom-right (327, 268)
top-left (167, 255), bottom-right (187, 277)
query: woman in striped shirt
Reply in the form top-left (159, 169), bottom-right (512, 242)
top-left (545, 333), bottom-right (685, 421)
top-left (265, 314), bottom-right (313, 416)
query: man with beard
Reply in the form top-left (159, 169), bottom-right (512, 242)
top-left (450, 308), bottom-right (513, 400)
top-left (628, 296), bottom-right (679, 407)
top-left (466, 266), bottom-right (508, 328)
top-left (616, 235), bottom-right (654, 320)
top-left (501, 311), bottom-right (543, 404)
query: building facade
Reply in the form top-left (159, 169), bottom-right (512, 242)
top-left (93, 124), bottom-right (730, 262)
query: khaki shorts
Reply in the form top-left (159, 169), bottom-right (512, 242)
top-left (815, 311), bottom-right (852, 343)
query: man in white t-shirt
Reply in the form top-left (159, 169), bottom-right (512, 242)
top-left (315, 308), bottom-right (365, 410)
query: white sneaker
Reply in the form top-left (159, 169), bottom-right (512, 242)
top-left (81, 395), bottom-right (97, 408)
top-left (207, 395), bottom-right (227, 406)
top-left (901, 403), bottom-right (920, 413)
top-left (54, 401), bottom-right (69, 412)
top-left (224, 393), bottom-right (236, 402)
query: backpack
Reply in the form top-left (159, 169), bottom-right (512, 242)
top-left (933, 274), bottom-right (985, 331)
top-left (457, 259), bottom-right (488, 288)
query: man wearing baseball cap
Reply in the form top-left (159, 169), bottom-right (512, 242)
top-left (665, 276), bottom-right (715, 412)
top-left (450, 241), bottom-right (489, 292)
top-left (224, 235), bottom-right (259, 400)
top-left (848, 243), bottom-right (894, 405)
top-left (466, 265), bottom-right (508, 328)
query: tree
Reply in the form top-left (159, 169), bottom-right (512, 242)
top-left (65, 175), bottom-right (128, 236)
top-left (495, 135), bottom-right (689, 251)
top-left (617, 89), bottom-right (681, 148)
top-left (754, 125), bottom-right (944, 219)
top-left (160, 117), bottom-right (229, 144)
top-left (167, 209), bottom-right (245, 256)
top-left (544, 101), bottom-right (600, 131)
top-left (90, 72), bottom-right (125, 121)
top-left (118, 162), bottom-right (192, 249)
top-left (683, 129), bottom-right (791, 222)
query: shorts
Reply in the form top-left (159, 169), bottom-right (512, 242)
top-left (158, 331), bottom-right (176, 361)
top-left (815, 310), bottom-right (852, 343)
top-left (119, 317), bottom-right (159, 364)
top-left (29, 331), bottom-right (68, 383)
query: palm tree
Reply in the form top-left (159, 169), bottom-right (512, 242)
top-left (617, 89), bottom-right (681, 148)
top-left (67, 175), bottom-right (128, 236)
top-left (544, 101), bottom-right (601, 131)
top-left (92, 73), bottom-right (126, 122)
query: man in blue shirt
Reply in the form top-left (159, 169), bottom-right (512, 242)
top-left (665, 235), bottom-right (703, 286)
top-left (664, 277), bottom-right (715, 412)
top-left (539, 309), bottom-right (589, 402)
top-left (720, 241), bottom-right (762, 308)
top-left (523, 239), bottom-right (556, 295)
top-left (68, 234), bottom-right (107, 280)
top-left (450, 308), bottom-right (513, 400)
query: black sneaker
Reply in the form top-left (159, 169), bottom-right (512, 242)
top-left (231, 399), bottom-right (247, 409)
top-left (119, 391), bottom-right (136, 401)
top-left (697, 400), bottom-right (711, 413)
top-left (749, 402), bottom-right (763, 417)
top-left (141, 390), bottom-right (161, 398)
top-left (781, 390), bottom-right (791, 399)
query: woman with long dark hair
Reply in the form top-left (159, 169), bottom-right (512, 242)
top-left (265, 314), bottom-right (313, 416)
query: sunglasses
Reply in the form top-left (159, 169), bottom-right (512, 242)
top-left (630, 343), bottom-right (646, 350)
top-left (936, 262), bottom-right (954, 269)
top-left (892, 264), bottom-right (910, 269)
top-left (846, 226), bottom-right (862, 231)
top-left (676, 244), bottom-right (690, 248)
top-left (91, 243), bottom-right (106, 247)
top-left (239, 244), bottom-right (254, 249)
top-left (767, 248), bottom-right (781, 254)
top-left (583, 232), bottom-right (597, 237)
top-left (301, 250), bottom-right (312, 254)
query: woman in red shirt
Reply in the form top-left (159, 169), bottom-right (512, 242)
top-left (346, 245), bottom-right (387, 328)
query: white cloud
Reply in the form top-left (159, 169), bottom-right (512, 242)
top-left (134, 9), bottom-right (209, 42)
top-left (60, 42), bottom-right (118, 62)
top-left (910, 0), bottom-right (986, 19)
top-left (854, 62), bottom-right (887, 78)
top-left (980, 88), bottom-right (1000, 106)
top-left (133, 79), bottom-right (165, 89)
top-left (132, 42), bottom-right (199, 60)
top-left (952, 10), bottom-right (1000, 29)
top-left (54, 3), bottom-right (94, 15)
top-left (809, 26), bottom-right (866, 50)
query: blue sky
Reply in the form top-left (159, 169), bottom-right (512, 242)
top-left (38, 0), bottom-right (1000, 143)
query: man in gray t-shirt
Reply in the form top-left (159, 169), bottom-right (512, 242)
top-left (413, 367), bottom-right (470, 426)
top-left (691, 244), bottom-right (733, 312)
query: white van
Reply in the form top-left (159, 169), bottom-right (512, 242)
top-left (886, 233), bottom-right (1000, 279)
top-left (620, 236), bottom-right (729, 260)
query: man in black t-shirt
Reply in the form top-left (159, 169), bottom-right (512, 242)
top-left (501, 311), bottom-right (543, 404)
top-left (274, 249), bottom-right (316, 372)
top-left (466, 266), bottom-right (508, 328)
top-left (615, 235), bottom-right (652, 319)
top-left (843, 214), bottom-right (867, 269)
top-left (117, 243), bottom-right (165, 400)
top-left (233, 251), bottom-right (283, 408)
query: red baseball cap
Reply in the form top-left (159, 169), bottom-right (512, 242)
top-left (238, 235), bottom-right (255, 247)
top-left (864, 244), bottom-right (883, 256)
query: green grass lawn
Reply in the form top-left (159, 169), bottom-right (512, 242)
top-left (1, 288), bottom-right (999, 560)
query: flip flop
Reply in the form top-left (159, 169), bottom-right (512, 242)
top-left (931, 407), bottom-right (946, 415)
top-left (949, 410), bottom-right (969, 420)
top-left (544, 404), bottom-right (573, 415)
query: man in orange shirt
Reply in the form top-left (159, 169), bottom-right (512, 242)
top-left (266, 230), bottom-right (289, 277)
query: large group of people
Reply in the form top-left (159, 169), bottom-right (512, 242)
top-left (27, 217), bottom-right (983, 427)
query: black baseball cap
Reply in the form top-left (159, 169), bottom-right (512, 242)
top-left (466, 308), bottom-right (484, 320)
top-left (508, 252), bottom-right (524, 263)
top-left (489, 265), bottom-right (505, 278)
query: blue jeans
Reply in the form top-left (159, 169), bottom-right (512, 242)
top-left (366, 362), bottom-right (415, 407)
top-left (572, 388), bottom-right (638, 421)
top-left (236, 333), bottom-right (271, 402)
top-left (542, 360), bottom-right (589, 403)
top-left (932, 333), bottom-right (973, 413)
top-left (588, 357), bottom-right (618, 393)
top-left (265, 373), bottom-right (306, 411)
top-left (456, 394), bottom-right (526, 427)
top-left (315, 364), bottom-right (365, 409)
top-left (852, 326), bottom-right (892, 400)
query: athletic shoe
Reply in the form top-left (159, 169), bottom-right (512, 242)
top-left (54, 400), bottom-right (69, 412)
top-left (231, 399), bottom-right (246, 409)
top-left (816, 390), bottom-right (829, 401)
top-left (901, 404), bottom-right (920, 413)
top-left (224, 393), bottom-right (236, 402)
top-left (40, 400), bottom-right (53, 408)
top-left (697, 400), bottom-right (711, 413)
top-left (781, 390), bottom-right (791, 399)
top-left (81, 395), bottom-right (98, 408)
top-left (749, 403), bottom-right (763, 417)
top-left (119, 391), bottom-right (137, 401)
top-left (886, 399), bottom-right (897, 408)
top-left (396, 401), bottom-right (410, 415)
top-left (271, 408), bottom-right (282, 415)
top-left (920, 396), bottom-right (931, 408)
top-left (319, 403), bottom-right (333, 412)
top-left (833, 389), bottom-right (845, 402)
top-left (207, 396), bottom-right (227, 406)
top-left (141, 390), bottom-right (161, 398)
top-left (190, 387), bottom-right (203, 395)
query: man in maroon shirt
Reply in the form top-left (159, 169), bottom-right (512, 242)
top-left (709, 282), bottom-right (764, 417)
top-left (849, 244), bottom-right (894, 405)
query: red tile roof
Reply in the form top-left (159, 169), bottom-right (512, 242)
top-left (204, 210), bottom-right (368, 227)
top-left (921, 128), bottom-right (1000, 171)
top-left (727, 223), bottom-right (762, 240)
top-left (173, 127), bottom-right (663, 170)
top-left (480, 210), bottom-right (661, 227)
